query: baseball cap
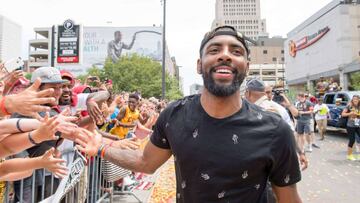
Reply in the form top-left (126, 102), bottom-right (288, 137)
top-left (199, 25), bottom-right (249, 57)
top-left (60, 70), bottom-right (75, 86)
top-left (246, 78), bottom-right (265, 92)
top-left (31, 67), bottom-right (66, 84)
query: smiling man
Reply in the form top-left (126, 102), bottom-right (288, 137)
top-left (76, 26), bottom-right (302, 203)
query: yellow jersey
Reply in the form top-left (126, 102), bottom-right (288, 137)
top-left (110, 106), bottom-right (140, 139)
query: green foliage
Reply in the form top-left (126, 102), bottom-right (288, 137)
top-left (349, 71), bottom-right (360, 90)
top-left (24, 73), bottom-right (32, 80)
top-left (83, 54), bottom-right (183, 100)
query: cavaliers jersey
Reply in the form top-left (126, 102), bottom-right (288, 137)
top-left (110, 106), bottom-right (140, 139)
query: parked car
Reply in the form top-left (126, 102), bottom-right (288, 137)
top-left (323, 91), bottom-right (360, 128)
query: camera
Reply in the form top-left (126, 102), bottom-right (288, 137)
top-left (272, 89), bottom-right (288, 104)
top-left (89, 76), bottom-right (98, 81)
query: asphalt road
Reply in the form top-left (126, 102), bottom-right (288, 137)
top-left (297, 128), bottom-right (360, 203)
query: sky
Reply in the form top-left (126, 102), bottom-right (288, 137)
top-left (0, 0), bottom-right (332, 95)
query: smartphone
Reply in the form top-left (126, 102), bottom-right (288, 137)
top-left (4, 57), bottom-right (24, 72)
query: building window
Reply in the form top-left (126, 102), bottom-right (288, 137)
top-left (272, 57), bottom-right (277, 62)
top-left (263, 50), bottom-right (268, 54)
top-left (281, 50), bottom-right (284, 54)
top-left (281, 57), bottom-right (285, 61)
top-left (261, 41), bottom-right (264, 46)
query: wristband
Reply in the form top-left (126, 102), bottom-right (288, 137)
top-left (16, 118), bottom-right (25, 133)
top-left (97, 144), bottom-right (105, 157)
top-left (28, 132), bottom-right (39, 145)
top-left (101, 145), bottom-right (109, 158)
top-left (0, 97), bottom-right (11, 115)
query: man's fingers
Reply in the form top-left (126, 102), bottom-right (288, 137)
top-left (60, 107), bottom-right (70, 116)
top-left (75, 138), bottom-right (87, 148)
top-left (64, 116), bottom-right (79, 122)
top-left (28, 78), bottom-right (42, 91)
top-left (75, 145), bottom-right (87, 153)
top-left (32, 97), bottom-right (56, 105)
top-left (32, 112), bottom-right (45, 121)
top-left (45, 147), bottom-right (55, 157)
top-left (31, 105), bottom-right (51, 114)
top-left (36, 88), bottom-right (54, 97)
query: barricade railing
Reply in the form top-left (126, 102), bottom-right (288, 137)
top-left (1, 150), bottom-right (114, 203)
top-left (1, 133), bottom-right (144, 203)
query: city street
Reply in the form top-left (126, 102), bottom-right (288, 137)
top-left (298, 128), bottom-right (360, 203)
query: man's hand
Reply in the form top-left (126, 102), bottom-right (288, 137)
top-left (40, 148), bottom-right (68, 178)
top-left (112, 137), bottom-right (140, 150)
top-left (3, 70), bottom-right (23, 88)
top-left (32, 113), bottom-right (60, 143)
top-left (75, 128), bottom-right (102, 157)
top-left (87, 100), bottom-right (104, 125)
top-left (4, 78), bottom-right (55, 120)
top-left (279, 93), bottom-right (291, 107)
top-left (299, 153), bottom-right (308, 171)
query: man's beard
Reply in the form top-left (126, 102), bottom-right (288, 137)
top-left (202, 63), bottom-right (246, 97)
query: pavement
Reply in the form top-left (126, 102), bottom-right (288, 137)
top-left (297, 128), bottom-right (360, 203)
top-left (105, 127), bottom-right (360, 203)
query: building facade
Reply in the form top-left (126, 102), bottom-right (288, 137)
top-left (0, 15), bottom-right (22, 62)
top-left (285, 0), bottom-right (360, 91)
top-left (247, 36), bottom-right (286, 87)
top-left (212, 0), bottom-right (268, 40)
top-left (28, 27), bottom-right (52, 71)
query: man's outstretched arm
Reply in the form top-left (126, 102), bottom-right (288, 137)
top-left (272, 184), bottom-right (302, 203)
top-left (104, 141), bottom-right (172, 174)
top-left (75, 128), bottom-right (172, 174)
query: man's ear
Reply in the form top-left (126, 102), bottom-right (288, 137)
top-left (197, 59), bottom-right (202, 74)
top-left (245, 61), bottom-right (250, 76)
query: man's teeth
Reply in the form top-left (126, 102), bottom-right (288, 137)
top-left (215, 69), bottom-right (232, 74)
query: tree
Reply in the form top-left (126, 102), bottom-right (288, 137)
top-left (349, 71), bottom-right (360, 90)
top-left (81, 54), bottom-right (183, 100)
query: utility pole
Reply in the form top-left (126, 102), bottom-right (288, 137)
top-left (161, 0), bottom-right (166, 100)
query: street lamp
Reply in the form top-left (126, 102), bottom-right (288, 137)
top-left (161, 0), bottom-right (166, 100)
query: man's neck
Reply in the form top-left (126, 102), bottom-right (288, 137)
top-left (200, 89), bottom-right (242, 119)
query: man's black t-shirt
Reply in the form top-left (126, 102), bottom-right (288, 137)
top-left (151, 95), bottom-right (301, 203)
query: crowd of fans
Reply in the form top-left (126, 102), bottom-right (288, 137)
top-left (0, 63), bottom-right (165, 202)
top-left (245, 78), bottom-right (360, 163)
top-left (316, 76), bottom-right (341, 97)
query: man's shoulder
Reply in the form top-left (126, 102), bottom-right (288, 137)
top-left (160, 95), bottom-right (200, 117)
top-left (245, 99), bottom-right (283, 124)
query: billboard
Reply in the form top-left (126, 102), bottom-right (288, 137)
top-left (57, 26), bottom-right (163, 75)
top-left (83, 26), bottom-right (162, 66)
top-left (57, 19), bottom-right (80, 63)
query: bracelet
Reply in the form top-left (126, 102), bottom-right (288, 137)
top-left (97, 144), bottom-right (105, 157)
top-left (16, 118), bottom-right (25, 133)
top-left (0, 97), bottom-right (10, 115)
top-left (101, 145), bottom-right (109, 158)
top-left (28, 132), bottom-right (39, 145)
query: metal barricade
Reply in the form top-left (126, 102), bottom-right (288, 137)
top-left (1, 150), bottom-right (114, 203)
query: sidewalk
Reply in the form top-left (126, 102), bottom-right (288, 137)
top-left (108, 157), bottom-right (176, 203)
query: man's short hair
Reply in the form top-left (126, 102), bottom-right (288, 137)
top-left (114, 31), bottom-right (121, 36)
top-left (246, 79), bottom-right (265, 92)
top-left (129, 93), bottom-right (140, 101)
top-left (199, 25), bottom-right (249, 57)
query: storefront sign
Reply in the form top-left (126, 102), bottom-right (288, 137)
top-left (289, 26), bottom-right (330, 57)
